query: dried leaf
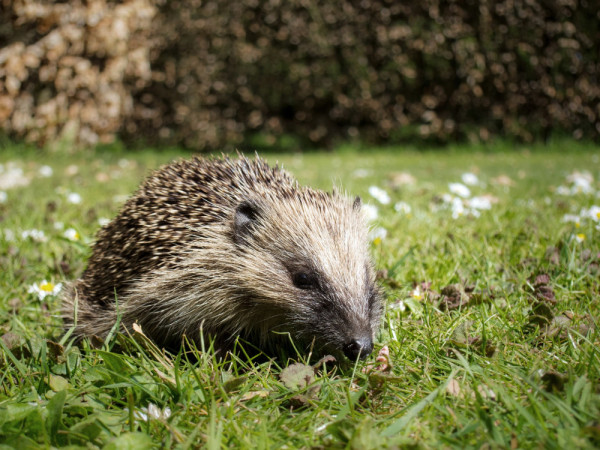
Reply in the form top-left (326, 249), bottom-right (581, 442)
top-left (545, 246), bottom-right (560, 265)
top-left (240, 390), bottom-right (269, 401)
top-left (439, 284), bottom-right (467, 310)
top-left (446, 379), bottom-right (461, 397)
top-left (312, 354), bottom-right (336, 369)
top-left (46, 340), bottom-right (65, 362)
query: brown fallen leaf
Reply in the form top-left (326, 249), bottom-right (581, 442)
top-left (312, 354), bottom-right (336, 369)
top-left (526, 273), bottom-right (557, 305)
top-left (240, 390), bottom-right (269, 401)
top-left (439, 284), bottom-right (467, 310)
top-left (46, 340), bottom-right (65, 362)
top-left (491, 175), bottom-right (515, 187)
top-left (363, 345), bottom-right (391, 373)
top-left (545, 246), bottom-right (560, 265)
top-left (446, 379), bottom-right (461, 397)
top-left (438, 283), bottom-right (494, 311)
top-left (389, 172), bottom-right (416, 188)
top-left (1, 332), bottom-right (29, 359)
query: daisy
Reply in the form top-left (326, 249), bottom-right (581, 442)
top-left (580, 205), bottom-right (600, 222)
top-left (368, 186), bottom-right (391, 205)
top-left (67, 192), bottom-right (82, 204)
top-left (562, 214), bottom-right (581, 227)
top-left (461, 173), bottom-right (479, 186)
top-left (410, 285), bottom-right (424, 301)
top-left (132, 403), bottom-right (172, 422)
top-left (450, 197), bottom-right (466, 219)
top-left (63, 228), bottom-right (80, 241)
top-left (369, 227), bottom-right (387, 243)
top-left (28, 280), bottom-right (63, 301)
top-left (21, 229), bottom-right (47, 242)
top-left (39, 165), bottom-right (53, 177)
top-left (566, 171), bottom-right (593, 194)
top-left (468, 196), bottom-right (492, 211)
top-left (394, 201), bottom-right (412, 214)
top-left (448, 182), bottom-right (471, 198)
top-left (2, 229), bottom-right (15, 241)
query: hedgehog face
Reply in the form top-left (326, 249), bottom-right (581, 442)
top-left (231, 195), bottom-right (383, 360)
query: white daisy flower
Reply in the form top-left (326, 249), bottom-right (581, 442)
top-left (468, 196), bottom-right (492, 210)
top-left (131, 403), bottom-right (172, 422)
top-left (461, 173), bottom-right (479, 186)
top-left (2, 229), bottom-right (15, 242)
top-left (0, 166), bottom-right (30, 189)
top-left (63, 228), bottom-right (80, 241)
top-left (0, 191), bottom-right (6, 203)
top-left (580, 205), bottom-right (600, 222)
top-left (39, 165), bottom-right (53, 177)
top-left (562, 214), bottom-right (581, 227)
top-left (67, 193), bottom-right (82, 204)
top-left (566, 171), bottom-right (593, 194)
top-left (441, 193), bottom-right (453, 203)
top-left (448, 182), bottom-right (471, 198)
top-left (368, 186), bottom-right (391, 205)
top-left (369, 226), bottom-right (387, 242)
top-left (410, 285), bottom-right (423, 301)
top-left (451, 197), bottom-right (466, 219)
top-left (98, 217), bottom-right (111, 227)
top-left (394, 201), bottom-right (412, 214)
top-left (28, 280), bottom-right (63, 301)
top-left (21, 229), bottom-right (47, 242)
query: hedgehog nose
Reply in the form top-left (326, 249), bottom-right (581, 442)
top-left (343, 337), bottom-right (374, 360)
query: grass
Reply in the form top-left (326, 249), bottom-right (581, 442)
top-left (1, 139), bottom-right (599, 448)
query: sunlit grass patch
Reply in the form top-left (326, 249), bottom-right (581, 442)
top-left (0, 140), bottom-right (599, 448)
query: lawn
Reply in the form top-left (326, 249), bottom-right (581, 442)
top-left (1, 140), bottom-right (599, 448)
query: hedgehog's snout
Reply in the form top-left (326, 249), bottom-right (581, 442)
top-left (343, 336), bottom-right (374, 360)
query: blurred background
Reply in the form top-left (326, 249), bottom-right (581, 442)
top-left (0, 0), bottom-right (598, 151)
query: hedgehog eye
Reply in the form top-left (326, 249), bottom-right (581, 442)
top-left (292, 272), bottom-right (318, 290)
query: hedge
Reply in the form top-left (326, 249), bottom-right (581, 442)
top-left (1, 0), bottom-right (598, 149)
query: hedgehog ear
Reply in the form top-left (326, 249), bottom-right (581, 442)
top-left (353, 196), bottom-right (362, 210)
top-left (233, 201), bottom-right (260, 244)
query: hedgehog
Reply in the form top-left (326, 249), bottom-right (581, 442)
top-left (62, 155), bottom-right (383, 360)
